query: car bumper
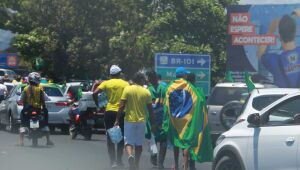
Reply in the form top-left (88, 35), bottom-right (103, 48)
top-left (48, 107), bottom-right (70, 125)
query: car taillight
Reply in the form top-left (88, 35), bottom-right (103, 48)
top-left (32, 111), bottom-right (37, 115)
top-left (55, 102), bottom-right (69, 107)
top-left (17, 100), bottom-right (23, 106)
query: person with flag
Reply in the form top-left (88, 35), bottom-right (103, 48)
top-left (163, 67), bottom-right (213, 170)
top-left (146, 70), bottom-right (168, 169)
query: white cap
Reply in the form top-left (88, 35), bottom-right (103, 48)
top-left (110, 65), bottom-right (122, 75)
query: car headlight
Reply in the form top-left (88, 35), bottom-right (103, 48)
top-left (215, 135), bottom-right (225, 146)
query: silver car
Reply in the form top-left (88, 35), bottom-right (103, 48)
top-left (0, 83), bottom-right (71, 133)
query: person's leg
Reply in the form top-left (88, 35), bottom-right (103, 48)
top-left (104, 111), bottom-right (116, 166)
top-left (158, 140), bottom-right (167, 169)
top-left (189, 159), bottom-right (196, 170)
top-left (135, 145), bottom-right (143, 169)
top-left (19, 128), bottom-right (25, 146)
top-left (116, 113), bottom-right (124, 166)
top-left (173, 146), bottom-right (179, 170)
top-left (134, 122), bottom-right (146, 170)
top-left (183, 149), bottom-right (189, 170)
top-left (126, 144), bottom-right (135, 170)
top-left (124, 121), bottom-right (135, 170)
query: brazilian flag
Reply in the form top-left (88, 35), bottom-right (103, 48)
top-left (244, 72), bottom-right (255, 92)
top-left (162, 78), bottom-right (213, 162)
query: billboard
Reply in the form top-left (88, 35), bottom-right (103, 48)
top-left (226, 4), bottom-right (300, 88)
top-left (0, 54), bottom-right (18, 68)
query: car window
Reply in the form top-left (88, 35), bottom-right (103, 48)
top-left (264, 97), bottom-right (300, 125)
top-left (0, 71), bottom-right (5, 76)
top-left (207, 87), bottom-right (248, 105)
top-left (252, 95), bottom-right (284, 111)
top-left (43, 87), bottom-right (63, 97)
top-left (18, 86), bottom-right (63, 97)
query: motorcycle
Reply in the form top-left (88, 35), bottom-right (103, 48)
top-left (25, 109), bottom-right (48, 147)
top-left (69, 103), bottom-right (95, 140)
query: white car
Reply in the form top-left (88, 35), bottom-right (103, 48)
top-left (207, 82), bottom-right (268, 136)
top-left (213, 91), bottom-right (300, 170)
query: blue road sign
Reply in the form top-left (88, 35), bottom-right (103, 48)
top-left (155, 53), bottom-right (211, 96)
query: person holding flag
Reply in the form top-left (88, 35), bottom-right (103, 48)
top-left (163, 67), bottom-right (213, 170)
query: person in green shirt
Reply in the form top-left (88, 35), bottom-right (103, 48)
top-left (146, 71), bottom-right (168, 169)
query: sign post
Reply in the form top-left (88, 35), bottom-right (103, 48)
top-left (155, 53), bottom-right (211, 96)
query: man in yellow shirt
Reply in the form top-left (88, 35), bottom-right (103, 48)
top-left (93, 65), bottom-right (129, 168)
top-left (115, 72), bottom-right (155, 170)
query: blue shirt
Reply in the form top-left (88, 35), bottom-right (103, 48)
top-left (262, 47), bottom-right (300, 88)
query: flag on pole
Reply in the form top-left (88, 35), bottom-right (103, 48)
top-left (225, 71), bottom-right (234, 82)
top-left (244, 72), bottom-right (255, 92)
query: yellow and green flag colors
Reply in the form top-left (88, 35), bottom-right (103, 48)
top-left (162, 78), bottom-right (213, 162)
top-left (244, 72), bottom-right (255, 92)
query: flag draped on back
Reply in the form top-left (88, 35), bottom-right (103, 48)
top-left (162, 78), bottom-right (213, 162)
top-left (244, 72), bottom-right (255, 92)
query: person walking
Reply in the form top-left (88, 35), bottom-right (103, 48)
top-left (115, 72), bottom-right (155, 170)
top-left (163, 67), bottom-right (213, 170)
top-left (146, 71), bottom-right (167, 169)
top-left (93, 65), bottom-right (129, 168)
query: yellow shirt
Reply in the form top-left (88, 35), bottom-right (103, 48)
top-left (22, 85), bottom-right (44, 109)
top-left (98, 79), bottom-right (129, 112)
top-left (121, 85), bottom-right (152, 122)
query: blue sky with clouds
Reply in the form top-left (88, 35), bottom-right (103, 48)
top-left (239, 0), bottom-right (300, 4)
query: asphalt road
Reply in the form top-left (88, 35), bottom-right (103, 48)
top-left (0, 130), bottom-right (212, 170)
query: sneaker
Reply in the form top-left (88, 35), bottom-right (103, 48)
top-left (128, 155), bottom-right (135, 170)
top-left (111, 162), bottom-right (118, 169)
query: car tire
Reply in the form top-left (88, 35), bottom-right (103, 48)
top-left (215, 154), bottom-right (242, 170)
top-left (7, 114), bottom-right (18, 133)
top-left (219, 101), bottom-right (243, 130)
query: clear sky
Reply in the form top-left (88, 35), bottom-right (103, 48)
top-left (239, 0), bottom-right (300, 4)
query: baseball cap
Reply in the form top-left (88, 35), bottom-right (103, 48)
top-left (175, 67), bottom-right (190, 76)
top-left (110, 65), bottom-right (122, 75)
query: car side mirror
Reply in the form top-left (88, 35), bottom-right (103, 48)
top-left (247, 113), bottom-right (260, 127)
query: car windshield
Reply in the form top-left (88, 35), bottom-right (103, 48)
top-left (20, 86), bottom-right (63, 97)
top-left (207, 87), bottom-right (248, 105)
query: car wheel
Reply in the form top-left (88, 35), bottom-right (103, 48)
top-left (215, 154), bottom-right (242, 170)
top-left (7, 114), bottom-right (18, 133)
top-left (219, 101), bottom-right (243, 130)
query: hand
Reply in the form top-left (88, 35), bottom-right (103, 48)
top-left (114, 120), bottom-right (119, 127)
top-left (268, 19), bottom-right (280, 34)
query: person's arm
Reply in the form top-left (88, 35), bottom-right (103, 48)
top-left (257, 19), bottom-right (280, 59)
top-left (93, 86), bottom-right (103, 107)
top-left (115, 100), bottom-right (126, 126)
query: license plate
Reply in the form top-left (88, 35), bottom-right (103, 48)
top-left (30, 120), bottom-right (39, 129)
top-left (87, 119), bottom-right (94, 125)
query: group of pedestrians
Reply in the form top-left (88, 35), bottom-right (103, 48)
top-left (93, 65), bottom-right (212, 170)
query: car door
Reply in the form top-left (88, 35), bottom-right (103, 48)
top-left (247, 96), bottom-right (300, 170)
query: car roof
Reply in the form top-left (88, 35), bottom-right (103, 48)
top-left (214, 82), bottom-right (265, 88)
top-left (66, 82), bottom-right (82, 86)
top-left (250, 88), bottom-right (300, 96)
